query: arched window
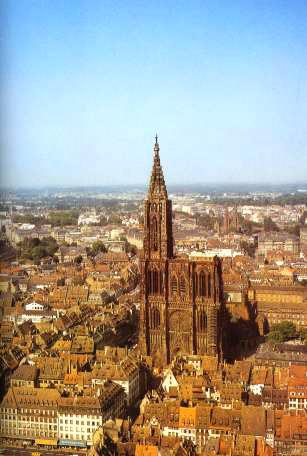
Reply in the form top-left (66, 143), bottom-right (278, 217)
top-left (194, 273), bottom-right (198, 296)
top-left (199, 271), bottom-right (206, 297)
top-left (207, 273), bottom-right (211, 298)
top-left (153, 270), bottom-right (158, 294)
top-left (148, 269), bottom-right (159, 295)
top-left (199, 310), bottom-right (207, 332)
top-left (151, 308), bottom-right (160, 329)
top-left (151, 215), bottom-right (158, 251)
top-left (179, 274), bottom-right (186, 294)
top-left (148, 270), bottom-right (153, 294)
top-left (171, 275), bottom-right (178, 293)
top-left (149, 269), bottom-right (159, 294)
top-left (159, 270), bottom-right (164, 294)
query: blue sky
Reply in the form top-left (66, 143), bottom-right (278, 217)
top-left (1, 0), bottom-right (307, 187)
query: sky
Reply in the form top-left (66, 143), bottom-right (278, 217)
top-left (1, 0), bottom-right (307, 188)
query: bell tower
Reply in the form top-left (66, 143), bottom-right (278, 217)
top-left (143, 135), bottom-right (173, 260)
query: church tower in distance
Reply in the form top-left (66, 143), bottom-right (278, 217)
top-left (139, 137), bottom-right (225, 366)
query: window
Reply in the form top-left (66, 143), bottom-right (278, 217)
top-left (199, 311), bottom-right (207, 332)
top-left (152, 270), bottom-right (158, 294)
top-left (194, 274), bottom-right (198, 295)
top-left (148, 269), bottom-right (161, 294)
top-left (151, 307), bottom-right (161, 329)
top-left (171, 275), bottom-right (178, 293)
top-left (159, 270), bottom-right (164, 293)
top-left (151, 215), bottom-right (158, 251)
top-left (207, 273), bottom-right (211, 297)
top-left (179, 274), bottom-right (186, 294)
top-left (199, 271), bottom-right (206, 297)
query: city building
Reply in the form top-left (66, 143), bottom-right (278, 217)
top-left (58, 381), bottom-right (125, 448)
top-left (300, 225), bottom-right (307, 247)
top-left (257, 232), bottom-right (300, 259)
top-left (0, 387), bottom-right (60, 444)
top-left (288, 365), bottom-right (307, 410)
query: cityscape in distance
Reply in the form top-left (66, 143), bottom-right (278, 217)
top-left (1, 1), bottom-right (307, 456)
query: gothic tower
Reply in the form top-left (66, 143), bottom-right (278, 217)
top-left (139, 135), bottom-right (172, 365)
top-left (143, 135), bottom-right (173, 261)
top-left (139, 137), bottom-right (224, 366)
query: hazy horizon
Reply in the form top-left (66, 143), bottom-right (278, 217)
top-left (1, 181), bottom-right (307, 194)
top-left (1, 1), bottom-right (307, 187)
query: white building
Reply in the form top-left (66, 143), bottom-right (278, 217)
top-left (16, 309), bottom-right (56, 324)
top-left (189, 248), bottom-right (243, 259)
top-left (161, 368), bottom-right (179, 393)
top-left (78, 211), bottom-right (101, 226)
top-left (58, 381), bottom-right (125, 448)
top-left (92, 358), bottom-right (140, 406)
top-left (24, 301), bottom-right (47, 312)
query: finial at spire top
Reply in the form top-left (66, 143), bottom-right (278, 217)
top-left (153, 133), bottom-right (160, 154)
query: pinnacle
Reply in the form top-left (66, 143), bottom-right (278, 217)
top-left (149, 137), bottom-right (168, 198)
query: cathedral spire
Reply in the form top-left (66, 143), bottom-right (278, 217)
top-left (149, 135), bottom-right (167, 198)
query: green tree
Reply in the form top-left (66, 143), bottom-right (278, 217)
top-left (99, 216), bottom-right (108, 226)
top-left (240, 240), bottom-right (256, 257)
top-left (196, 214), bottom-right (215, 230)
top-left (268, 321), bottom-right (297, 343)
top-left (284, 224), bottom-right (300, 237)
top-left (268, 330), bottom-right (284, 344)
top-left (42, 237), bottom-right (58, 256)
top-left (74, 255), bottom-right (83, 264)
top-left (108, 214), bottom-right (122, 225)
top-left (264, 217), bottom-right (279, 232)
top-left (299, 211), bottom-right (307, 225)
top-left (32, 245), bottom-right (47, 261)
top-left (17, 236), bottom-right (58, 262)
top-left (12, 214), bottom-right (46, 225)
top-left (125, 241), bottom-right (137, 255)
top-left (47, 210), bottom-right (79, 227)
top-left (298, 328), bottom-right (307, 344)
top-left (28, 238), bottom-right (40, 248)
top-left (91, 240), bottom-right (107, 256)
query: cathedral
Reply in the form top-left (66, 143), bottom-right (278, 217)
top-left (139, 137), bottom-right (225, 365)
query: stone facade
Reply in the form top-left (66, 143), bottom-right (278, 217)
top-left (139, 137), bottom-right (225, 365)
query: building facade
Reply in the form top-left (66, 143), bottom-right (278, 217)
top-left (139, 137), bottom-right (225, 365)
top-left (0, 387), bottom-right (59, 443)
top-left (300, 225), bottom-right (307, 247)
top-left (257, 232), bottom-right (300, 259)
